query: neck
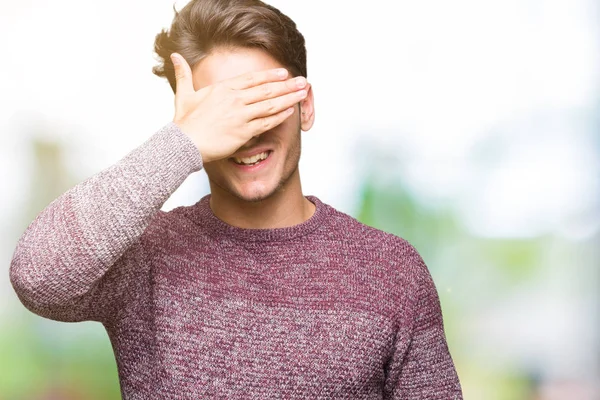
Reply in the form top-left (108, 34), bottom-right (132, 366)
top-left (208, 169), bottom-right (316, 229)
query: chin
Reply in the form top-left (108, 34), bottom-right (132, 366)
top-left (233, 183), bottom-right (278, 203)
top-left (207, 161), bottom-right (298, 204)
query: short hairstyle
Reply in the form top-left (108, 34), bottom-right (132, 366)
top-left (152, 0), bottom-right (307, 93)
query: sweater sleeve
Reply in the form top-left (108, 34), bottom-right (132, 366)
top-left (9, 122), bottom-right (203, 323)
top-left (383, 247), bottom-right (463, 400)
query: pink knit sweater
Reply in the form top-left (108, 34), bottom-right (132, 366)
top-left (9, 122), bottom-right (462, 399)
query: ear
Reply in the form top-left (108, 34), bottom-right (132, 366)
top-left (299, 83), bottom-right (315, 132)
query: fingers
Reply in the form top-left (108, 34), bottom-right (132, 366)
top-left (241, 76), bottom-right (307, 105)
top-left (244, 88), bottom-right (308, 120)
top-left (170, 53), bottom-right (194, 97)
top-left (226, 68), bottom-right (289, 90)
top-left (246, 107), bottom-right (296, 137)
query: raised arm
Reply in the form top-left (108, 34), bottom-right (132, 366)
top-left (9, 52), bottom-right (308, 323)
top-left (9, 122), bottom-right (203, 322)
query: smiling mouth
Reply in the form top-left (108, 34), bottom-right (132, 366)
top-left (231, 151), bottom-right (272, 166)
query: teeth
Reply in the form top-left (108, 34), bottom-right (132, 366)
top-left (234, 151), bottom-right (269, 165)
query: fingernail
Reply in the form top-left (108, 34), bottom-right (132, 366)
top-left (297, 89), bottom-right (307, 98)
top-left (170, 54), bottom-right (180, 66)
top-left (277, 68), bottom-right (288, 78)
top-left (295, 77), bottom-right (307, 88)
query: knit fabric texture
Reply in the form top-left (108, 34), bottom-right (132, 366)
top-left (10, 122), bottom-right (463, 399)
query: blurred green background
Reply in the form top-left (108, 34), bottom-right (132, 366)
top-left (1, 0), bottom-right (599, 399)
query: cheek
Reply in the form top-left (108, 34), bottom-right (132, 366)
top-left (202, 160), bottom-right (228, 177)
top-left (277, 108), bottom-right (301, 131)
top-left (277, 119), bottom-right (301, 145)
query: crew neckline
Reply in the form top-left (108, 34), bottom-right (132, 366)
top-left (190, 194), bottom-right (328, 242)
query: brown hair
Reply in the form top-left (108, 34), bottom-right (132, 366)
top-left (152, 0), bottom-right (307, 93)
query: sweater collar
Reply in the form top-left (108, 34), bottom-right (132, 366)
top-left (192, 194), bottom-right (327, 242)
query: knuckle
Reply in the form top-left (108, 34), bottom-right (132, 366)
top-left (262, 117), bottom-right (271, 130)
top-left (232, 91), bottom-right (243, 105)
top-left (265, 99), bottom-right (276, 114)
top-left (262, 84), bottom-right (272, 98)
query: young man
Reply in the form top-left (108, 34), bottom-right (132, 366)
top-left (10, 0), bottom-right (463, 398)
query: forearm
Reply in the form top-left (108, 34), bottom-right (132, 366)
top-left (9, 122), bottom-right (202, 321)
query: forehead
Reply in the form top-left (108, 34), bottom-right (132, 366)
top-left (192, 47), bottom-right (284, 91)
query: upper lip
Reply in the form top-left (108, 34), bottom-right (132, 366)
top-left (230, 147), bottom-right (272, 159)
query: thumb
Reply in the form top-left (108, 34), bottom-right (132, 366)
top-left (170, 53), bottom-right (194, 96)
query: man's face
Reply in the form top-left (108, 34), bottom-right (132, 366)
top-left (191, 47), bottom-right (313, 202)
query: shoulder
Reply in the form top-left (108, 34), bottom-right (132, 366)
top-left (317, 198), bottom-right (435, 321)
top-left (320, 199), bottom-right (422, 262)
top-left (140, 203), bottom-right (204, 245)
top-left (316, 198), bottom-right (430, 282)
